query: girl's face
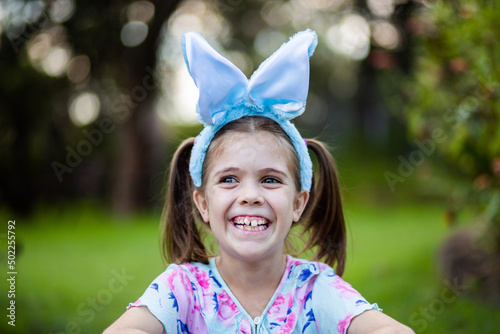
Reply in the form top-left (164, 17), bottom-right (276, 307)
top-left (193, 131), bottom-right (309, 263)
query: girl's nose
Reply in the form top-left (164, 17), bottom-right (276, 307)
top-left (238, 181), bottom-right (264, 206)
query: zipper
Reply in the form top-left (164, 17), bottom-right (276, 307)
top-left (253, 316), bottom-right (261, 333)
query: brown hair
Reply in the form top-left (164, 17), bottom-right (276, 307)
top-left (160, 116), bottom-right (347, 276)
top-left (303, 139), bottom-right (346, 275)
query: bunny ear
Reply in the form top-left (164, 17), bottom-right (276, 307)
top-left (182, 32), bottom-right (248, 125)
top-left (247, 30), bottom-right (318, 120)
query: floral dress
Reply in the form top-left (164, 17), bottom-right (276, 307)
top-left (128, 255), bottom-right (380, 333)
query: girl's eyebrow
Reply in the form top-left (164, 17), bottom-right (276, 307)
top-left (261, 168), bottom-right (288, 178)
top-left (213, 167), bottom-right (241, 178)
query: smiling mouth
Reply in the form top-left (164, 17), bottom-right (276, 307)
top-left (231, 216), bottom-right (270, 231)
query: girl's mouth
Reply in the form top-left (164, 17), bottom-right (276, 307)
top-left (231, 216), bottom-right (270, 231)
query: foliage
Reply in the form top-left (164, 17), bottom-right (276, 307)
top-left (0, 0), bottom-right (182, 215)
top-left (386, 0), bottom-right (500, 305)
top-left (402, 1), bottom-right (500, 233)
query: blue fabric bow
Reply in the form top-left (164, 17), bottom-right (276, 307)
top-left (183, 30), bottom-right (317, 191)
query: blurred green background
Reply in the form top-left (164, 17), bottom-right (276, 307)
top-left (1, 0), bottom-right (499, 333)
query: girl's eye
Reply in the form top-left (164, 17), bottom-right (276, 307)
top-left (220, 176), bottom-right (237, 183)
top-left (262, 177), bottom-right (281, 184)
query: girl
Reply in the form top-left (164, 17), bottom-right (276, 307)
top-left (105, 30), bottom-right (413, 334)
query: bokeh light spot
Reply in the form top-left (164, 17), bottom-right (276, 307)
top-left (127, 1), bottom-right (155, 23)
top-left (371, 20), bottom-right (400, 50)
top-left (27, 33), bottom-right (51, 61)
top-left (23, 1), bottom-right (44, 23)
top-left (158, 68), bottom-right (199, 125)
top-left (41, 46), bottom-right (71, 77)
top-left (50, 0), bottom-right (76, 23)
top-left (367, 0), bottom-right (394, 18)
top-left (69, 92), bottom-right (101, 127)
top-left (326, 14), bottom-right (371, 60)
top-left (168, 13), bottom-right (203, 40)
top-left (67, 55), bottom-right (91, 83)
top-left (120, 21), bottom-right (149, 47)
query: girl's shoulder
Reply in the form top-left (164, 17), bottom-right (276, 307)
top-left (287, 256), bottom-right (361, 296)
top-left (286, 255), bottom-right (335, 285)
top-left (163, 259), bottom-right (213, 275)
top-left (286, 256), bottom-right (381, 333)
top-left (162, 260), bottom-right (224, 292)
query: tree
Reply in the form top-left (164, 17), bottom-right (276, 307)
top-left (1, 0), bottom-right (417, 215)
top-left (0, 0), bottom-right (183, 215)
top-left (401, 0), bottom-right (500, 304)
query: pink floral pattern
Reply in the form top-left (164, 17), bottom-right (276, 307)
top-left (337, 313), bottom-right (353, 333)
top-left (217, 290), bottom-right (240, 327)
top-left (330, 276), bottom-right (362, 300)
top-left (128, 256), bottom-right (379, 333)
top-left (267, 292), bottom-right (294, 322)
top-left (239, 318), bottom-right (252, 334)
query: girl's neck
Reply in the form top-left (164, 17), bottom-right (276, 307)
top-left (215, 252), bottom-right (288, 291)
top-left (215, 252), bottom-right (288, 319)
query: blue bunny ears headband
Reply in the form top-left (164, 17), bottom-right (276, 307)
top-left (183, 29), bottom-right (317, 191)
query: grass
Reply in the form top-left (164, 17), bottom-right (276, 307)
top-left (0, 205), bottom-right (165, 333)
top-left (1, 198), bottom-right (499, 333)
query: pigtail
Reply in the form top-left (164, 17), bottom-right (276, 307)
top-left (160, 137), bottom-right (210, 265)
top-left (303, 139), bottom-right (346, 276)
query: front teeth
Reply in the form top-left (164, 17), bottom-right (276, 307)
top-left (236, 224), bottom-right (267, 231)
top-left (233, 217), bottom-right (268, 231)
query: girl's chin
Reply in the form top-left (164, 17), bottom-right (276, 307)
top-left (221, 248), bottom-right (279, 264)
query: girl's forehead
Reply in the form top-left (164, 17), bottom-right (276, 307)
top-left (209, 131), bottom-right (294, 166)
top-left (218, 131), bottom-right (287, 153)
top-left (225, 131), bottom-right (273, 143)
